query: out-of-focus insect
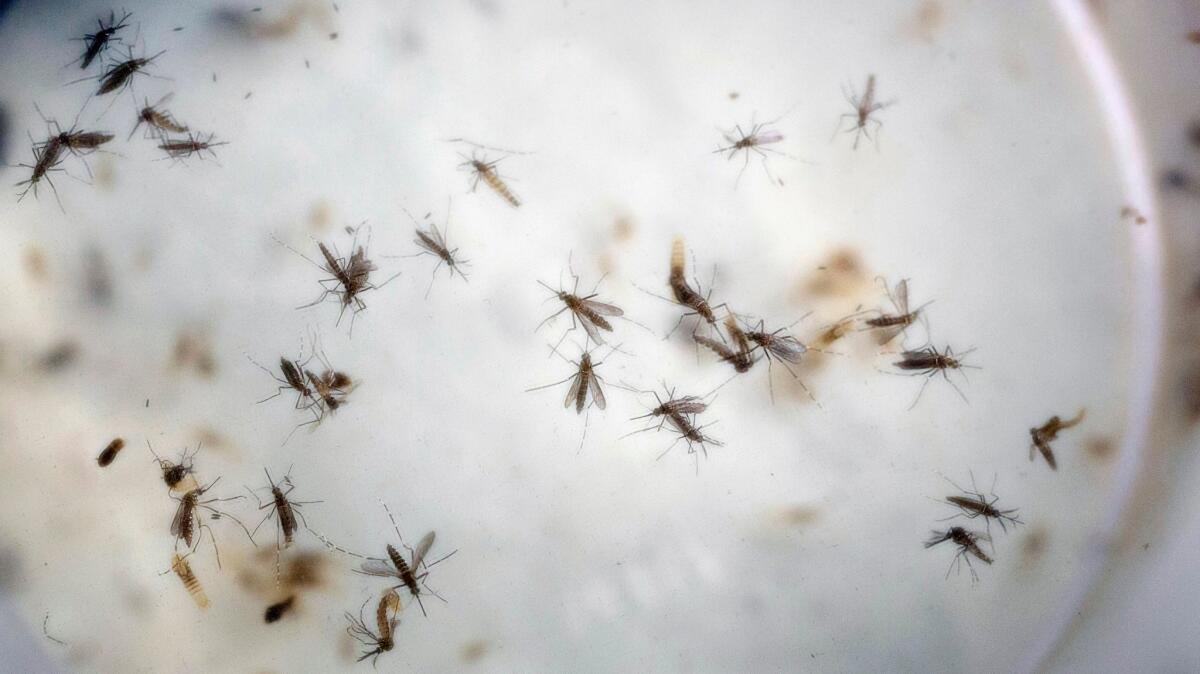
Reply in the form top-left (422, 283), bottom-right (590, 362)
top-left (924, 526), bottom-right (992, 582)
top-left (129, 93), bottom-right (188, 141)
top-left (861, 277), bottom-right (928, 345)
top-left (72, 10), bottom-right (132, 69)
top-left (834, 74), bottom-right (891, 150)
top-left (536, 265), bottom-right (624, 349)
top-left (94, 48), bottom-right (167, 96)
top-left (147, 441), bottom-right (199, 492)
top-left (264, 595), bottom-right (296, 623)
top-left (170, 553), bottom-right (210, 608)
top-left (449, 138), bottom-right (523, 207)
top-left (1029, 409), bottom-right (1086, 470)
top-left (305, 367), bottom-right (354, 413)
top-left (357, 505), bottom-right (456, 617)
top-left (345, 590), bottom-right (400, 666)
top-left (402, 205), bottom-right (469, 297)
top-left (158, 131), bottom-right (227, 162)
top-left (892, 344), bottom-right (976, 409)
top-left (939, 472), bottom-right (1022, 537)
top-left (96, 438), bottom-right (125, 467)
top-left (694, 315), bottom-right (755, 373)
top-left (171, 477), bottom-right (251, 568)
top-left (811, 313), bottom-right (860, 350)
top-left (713, 111), bottom-right (789, 186)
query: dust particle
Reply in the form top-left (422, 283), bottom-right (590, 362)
top-left (461, 639), bottom-right (490, 663)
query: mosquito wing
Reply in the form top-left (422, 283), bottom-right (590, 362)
top-left (359, 559), bottom-right (399, 577)
top-left (580, 298), bottom-right (624, 317)
top-left (411, 531), bottom-right (436, 569)
top-left (665, 397), bottom-right (707, 415)
top-left (563, 372), bottom-right (584, 412)
top-left (588, 373), bottom-right (607, 411)
top-left (170, 500), bottom-right (187, 538)
top-left (894, 278), bottom-right (909, 314)
top-left (577, 314), bottom-right (606, 346)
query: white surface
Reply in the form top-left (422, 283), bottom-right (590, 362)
top-left (0, 1), bottom-right (1156, 672)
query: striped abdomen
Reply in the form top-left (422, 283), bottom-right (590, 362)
top-left (387, 544), bottom-right (420, 596)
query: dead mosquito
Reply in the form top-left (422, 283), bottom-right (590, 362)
top-left (834, 74), bottom-right (892, 150)
top-left (811, 312), bottom-right (861, 350)
top-left (525, 348), bottom-right (609, 415)
top-left (1029, 409), bottom-right (1086, 470)
top-left (129, 93), bottom-right (188, 141)
top-left (892, 344), bottom-right (976, 409)
top-left (924, 526), bottom-right (992, 582)
top-left (356, 504), bottom-right (456, 618)
top-left (628, 385), bottom-right (711, 433)
top-left (626, 385), bottom-right (722, 463)
top-left (449, 138), bottom-right (523, 207)
top-left (938, 472), bottom-right (1022, 538)
top-left (96, 437), bottom-right (125, 467)
top-left (305, 367), bottom-right (355, 414)
top-left (72, 10), bottom-right (133, 70)
top-left (742, 316), bottom-right (823, 404)
top-left (535, 262), bottom-right (624, 350)
top-left (861, 277), bottom-right (928, 345)
top-left (345, 590), bottom-right (400, 667)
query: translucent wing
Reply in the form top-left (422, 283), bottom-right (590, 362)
top-left (411, 531), bottom-right (436, 569)
top-left (359, 559), bottom-right (399, 577)
top-left (577, 315), bottom-right (605, 345)
top-left (588, 373), bottom-right (606, 411)
top-left (563, 372), bottom-right (584, 411)
top-left (581, 299), bottom-right (623, 317)
top-left (894, 279), bottom-right (909, 314)
top-left (873, 324), bottom-right (906, 346)
top-left (413, 229), bottom-right (440, 255)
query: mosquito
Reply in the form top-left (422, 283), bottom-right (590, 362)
top-left (129, 93), bottom-right (188, 141)
top-left (741, 316), bottom-right (824, 404)
top-left (170, 477), bottom-right (253, 569)
top-left (401, 204), bottom-right (469, 297)
top-left (652, 237), bottom-right (726, 339)
top-left (157, 131), bottom-right (227, 162)
top-left (834, 74), bottom-right (891, 150)
top-left (892, 344), bottom-right (976, 409)
top-left (535, 262), bottom-right (624, 350)
top-left (450, 138), bottom-right (524, 207)
top-left (93, 46), bottom-right (166, 96)
top-left (924, 527), bottom-right (992, 582)
top-left (305, 367), bottom-right (355, 414)
top-left (938, 472), bottom-right (1022, 539)
top-left (628, 385), bottom-right (710, 434)
top-left (72, 10), bottom-right (132, 70)
top-left (357, 505), bottom-right (456, 618)
top-left (861, 277), bottom-right (928, 345)
top-left (345, 590), bottom-right (400, 667)
top-left (1029, 409), bottom-right (1086, 470)
top-left (277, 225), bottom-right (400, 331)
top-left (146, 441), bottom-right (199, 491)
top-left (694, 315), bottom-right (755, 373)
top-left (714, 111), bottom-right (788, 186)
top-left (248, 351), bottom-right (323, 421)
top-left (14, 138), bottom-right (67, 209)
top-left (525, 349), bottom-right (609, 415)
top-left (248, 468), bottom-right (321, 552)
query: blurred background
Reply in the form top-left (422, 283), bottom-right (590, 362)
top-left (0, 0), bottom-right (1196, 671)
